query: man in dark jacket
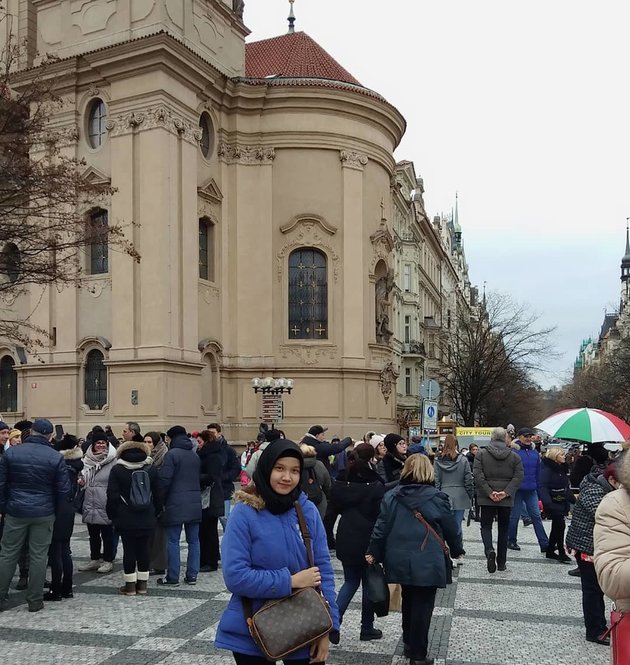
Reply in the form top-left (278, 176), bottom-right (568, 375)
top-left (158, 425), bottom-right (201, 586)
top-left (0, 418), bottom-right (70, 612)
top-left (473, 427), bottom-right (523, 574)
top-left (506, 427), bottom-right (549, 553)
top-left (301, 425), bottom-right (352, 474)
top-left (207, 423), bottom-right (240, 530)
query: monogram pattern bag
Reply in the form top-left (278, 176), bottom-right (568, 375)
top-left (242, 501), bottom-right (333, 660)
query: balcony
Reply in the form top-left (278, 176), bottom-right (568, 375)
top-left (402, 341), bottom-right (426, 356)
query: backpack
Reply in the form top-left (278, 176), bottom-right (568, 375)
top-left (125, 469), bottom-right (153, 511)
top-left (301, 466), bottom-right (323, 505)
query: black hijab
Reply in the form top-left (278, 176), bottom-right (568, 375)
top-left (252, 439), bottom-right (304, 515)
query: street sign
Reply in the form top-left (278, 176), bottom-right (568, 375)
top-left (261, 394), bottom-right (283, 423)
top-left (422, 400), bottom-right (438, 430)
top-left (420, 378), bottom-right (440, 401)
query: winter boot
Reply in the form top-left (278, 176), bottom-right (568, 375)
top-left (136, 571), bottom-right (149, 595)
top-left (119, 573), bottom-right (137, 596)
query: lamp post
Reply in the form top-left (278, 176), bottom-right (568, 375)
top-left (251, 377), bottom-right (294, 428)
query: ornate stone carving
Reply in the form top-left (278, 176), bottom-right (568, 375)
top-left (375, 268), bottom-right (395, 344)
top-left (105, 105), bottom-right (201, 145)
top-left (198, 178), bottom-right (223, 204)
top-left (340, 150), bottom-right (368, 171)
top-left (277, 220), bottom-right (340, 283)
top-left (379, 361), bottom-right (398, 404)
top-left (279, 345), bottom-right (337, 366)
top-left (85, 278), bottom-right (111, 299)
top-left (217, 142), bottom-right (276, 165)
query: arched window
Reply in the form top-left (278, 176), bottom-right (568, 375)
top-left (288, 248), bottom-right (327, 339)
top-left (0, 355), bottom-right (17, 412)
top-left (89, 209), bottom-right (108, 275)
top-left (85, 349), bottom-right (107, 409)
top-left (87, 98), bottom-right (107, 148)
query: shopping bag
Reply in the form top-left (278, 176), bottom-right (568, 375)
top-left (388, 584), bottom-right (402, 612)
top-left (364, 563), bottom-right (389, 617)
top-left (606, 609), bottom-right (630, 665)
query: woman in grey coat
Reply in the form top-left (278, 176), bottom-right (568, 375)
top-left (79, 433), bottom-right (118, 573)
top-left (434, 434), bottom-right (473, 555)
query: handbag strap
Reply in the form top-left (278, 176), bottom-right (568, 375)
top-left (397, 497), bottom-right (449, 555)
top-left (602, 609), bottom-right (625, 640)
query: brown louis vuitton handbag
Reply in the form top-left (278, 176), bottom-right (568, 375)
top-left (242, 501), bottom-right (333, 661)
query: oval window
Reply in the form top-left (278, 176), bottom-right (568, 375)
top-left (87, 98), bottom-right (107, 149)
top-left (199, 112), bottom-right (214, 159)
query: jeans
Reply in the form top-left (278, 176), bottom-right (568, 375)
top-left (508, 489), bottom-right (549, 548)
top-left (480, 505), bottom-right (511, 567)
top-left (575, 554), bottom-right (607, 640)
top-left (200, 510), bottom-right (220, 568)
top-left (452, 509), bottom-right (465, 541)
top-left (120, 531), bottom-right (151, 574)
top-left (49, 538), bottom-right (73, 596)
top-left (87, 523), bottom-right (114, 562)
top-left (401, 585), bottom-right (437, 660)
top-left (336, 562), bottom-right (375, 630)
top-left (167, 522), bottom-right (200, 582)
top-left (233, 653), bottom-right (320, 665)
top-left (0, 514), bottom-right (55, 604)
top-left (220, 499), bottom-right (232, 530)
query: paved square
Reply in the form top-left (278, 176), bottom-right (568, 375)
top-left (0, 516), bottom-right (610, 664)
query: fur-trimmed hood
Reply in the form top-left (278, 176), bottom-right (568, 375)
top-left (619, 450), bottom-right (630, 493)
top-left (116, 440), bottom-right (151, 458)
top-left (234, 484), bottom-right (265, 511)
top-left (60, 447), bottom-right (83, 461)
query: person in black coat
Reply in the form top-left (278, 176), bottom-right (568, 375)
top-left (208, 423), bottom-right (240, 530)
top-left (106, 436), bottom-right (163, 595)
top-left (45, 435), bottom-right (84, 601)
top-left (196, 430), bottom-right (224, 572)
top-left (329, 445), bottom-right (386, 643)
top-left (539, 448), bottom-right (575, 563)
top-left (382, 433), bottom-right (408, 483)
top-left (158, 425), bottom-right (202, 586)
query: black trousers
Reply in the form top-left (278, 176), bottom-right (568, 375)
top-left (480, 505), bottom-right (511, 567)
top-left (120, 531), bottom-right (151, 574)
top-left (49, 539), bottom-right (73, 596)
top-left (233, 652), bottom-right (323, 664)
top-left (401, 585), bottom-right (437, 660)
top-left (87, 523), bottom-right (114, 562)
top-left (576, 554), bottom-right (607, 640)
top-left (548, 515), bottom-right (566, 553)
top-left (200, 510), bottom-right (220, 567)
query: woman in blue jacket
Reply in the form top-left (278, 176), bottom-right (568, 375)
top-left (215, 439), bottom-right (339, 665)
top-left (367, 454), bottom-right (463, 665)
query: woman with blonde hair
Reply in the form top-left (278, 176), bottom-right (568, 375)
top-left (539, 447), bottom-right (574, 562)
top-left (434, 434), bottom-right (473, 554)
top-left (367, 453), bottom-right (463, 665)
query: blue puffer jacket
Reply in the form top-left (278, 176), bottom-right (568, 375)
top-left (0, 434), bottom-right (71, 518)
top-left (514, 443), bottom-right (541, 492)
top-left (159, 435), bottom-right (202, 525)
top-left (215, 490), bottom-right (340, 659)
top-left (367, 482), bottom-right (464, 588)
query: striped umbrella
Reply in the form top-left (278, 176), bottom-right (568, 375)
top-left (535, 408), bottom-right (630, 443)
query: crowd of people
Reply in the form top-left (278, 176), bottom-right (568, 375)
top-left (0, 417), bottom-right (628, 664)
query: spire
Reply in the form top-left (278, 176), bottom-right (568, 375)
top-left (287, 0), bottom-right (296, 33)
top-left (453, 192), bottom-right (461, 232)
top-left (625, 218), bottom-right (630, 259)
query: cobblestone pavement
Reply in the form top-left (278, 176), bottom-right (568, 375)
top-left (0, 516), bottom-right (611, 665)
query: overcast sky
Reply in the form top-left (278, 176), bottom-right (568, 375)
top-left (243, 1), bottom-right (630, 389)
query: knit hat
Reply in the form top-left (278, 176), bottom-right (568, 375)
top-left (0, 421), bottom-right (10, 432)
top-left (8, 429), bottom-right (21, 441)
top-left (308, 425), bottom-right (327, 436)
top-left (58, 434), bottom-right (79, 451)
top-left (353, 442), bottom-right (375, 462)
top-left (384, 433), bottom-right (404, 454)
top-left (91, 427), bottom-right (108, 444)
top-left (369, 434), bottom-right (385, 449)
top-left (166, 425), bottom-right (187, 439)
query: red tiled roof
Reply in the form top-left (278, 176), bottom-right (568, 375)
top-left (245, 31), bottom-right (362, 86)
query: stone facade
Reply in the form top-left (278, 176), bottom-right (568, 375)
top-left (0, 1), bottom-right (406, 441)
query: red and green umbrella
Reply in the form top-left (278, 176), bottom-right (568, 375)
top-left (535, 408), bottom-right (630, 443)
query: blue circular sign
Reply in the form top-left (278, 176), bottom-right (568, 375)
top-left (427, 406), bottom-right (436, 418)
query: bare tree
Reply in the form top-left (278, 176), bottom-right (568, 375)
top-left (436, 291), bottom-right (556, 426)
top-left (0, 25), bottom-right (138, 345)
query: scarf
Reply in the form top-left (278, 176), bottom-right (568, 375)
top-left (151, 441), bottom-right (168, 468)
top-left (252, 439), bottom-right (304, 515)
top-left (82, 444), bottom-right (115, 485)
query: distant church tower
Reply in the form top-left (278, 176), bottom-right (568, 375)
top-left (621, 222), bottom-right (630, 312)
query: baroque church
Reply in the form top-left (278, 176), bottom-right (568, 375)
top-left (0, 1), bottom-right (407, 440)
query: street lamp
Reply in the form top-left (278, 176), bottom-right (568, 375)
top-left (251, 377), bottom-right (294, 395)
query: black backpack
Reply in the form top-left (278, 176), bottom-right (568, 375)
top-left (125, 469), bottom-right (153, 511)
top-left (301, 466), bottom-right (323, 505)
